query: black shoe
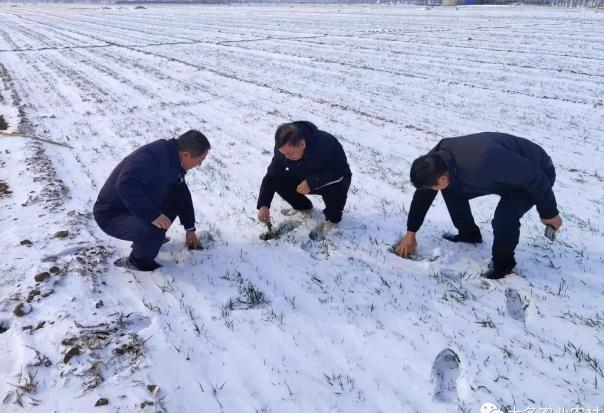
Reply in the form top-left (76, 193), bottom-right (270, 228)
top-left (114, 255), bottom-right (161, 272)
top-left (442, 232), bottom-right (483, 244)
top-left (481, 264), bottom-right (514, 280)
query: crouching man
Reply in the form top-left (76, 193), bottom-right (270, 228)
top-left (396, 132), bottom-right (562, 279)
top-left (257, 121), bottom-right (352, 238)
top-left (93, 130), bottom-right (211, 271)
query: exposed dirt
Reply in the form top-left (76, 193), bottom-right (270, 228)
top-left (22, 321), bottom-right (46, 334)
top-left (13, 302), bottom-right (32, 317)
top-left (95, 398), bottom-right (109, 407)
top-left (23, 142), bottom-right (70, 210)
top-left (0, 180), bottom-right (12, 198)
top-left (26, 288), bottom-right (41, 303)
top-left (0, 320), bottom-right (9, 334)
top-left (63, 346), bottom-right (81, 363)
top-left (59, 314), bottom-right (149, 392)
top-left (73, 244), bottom-right (110, 276)
top-left (34, 272), bottom-right (51, 283)
top-left (53, 230), bottom-right (69, 239)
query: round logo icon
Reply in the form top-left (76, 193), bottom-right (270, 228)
top-left (481, 403), bottom-right (503, 413)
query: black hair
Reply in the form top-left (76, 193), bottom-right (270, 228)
top-left (176, 130), bottom-right (211, 156)
top-left (274, 123), bottom-right (307, 148)
top-left (410, 154), bottom-right (448, 188)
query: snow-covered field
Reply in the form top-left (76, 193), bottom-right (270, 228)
top-left (0, 3), bottom-right (603, 412)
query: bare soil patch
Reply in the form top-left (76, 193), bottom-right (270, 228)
top-left (0, 115), bottom-right (8, 130)
top-left (0, 180), bottom-right (12, 198)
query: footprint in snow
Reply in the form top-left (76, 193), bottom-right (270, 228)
top-left (505, 288), bottom-right (527, 322)
top-left (300, 238), bottom-right (330, 260)
top-left (432, 348), bottom-right (461, 403)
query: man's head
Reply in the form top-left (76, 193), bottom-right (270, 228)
top-left (275, 123), bottom-right (307, 161)
top-left (177, 130), bottom-right (211, 171)
top-left (410, 153), bottom-right (449, 190)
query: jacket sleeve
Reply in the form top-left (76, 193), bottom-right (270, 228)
top-left (174, 181), bottom-right (195, 231)
top-left (487, 149), bottom-right (558, 219)
top-left (257, 155), bottom-right (282, 209)
top-left (407, 188), bottom-right (438, 232)
top-left (305, 140), bottom-right (349, 191)
top-left (116, 150), bottom-right (162, 223)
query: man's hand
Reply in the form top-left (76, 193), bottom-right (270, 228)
top-left (396, 231), bottom-right (417, 258)
top-left (297, 180), bottom-right (311, 195)
top-left (152, 214), bottom-right (172, 230)
top-left (541, 215), bottom-right (562, 231)
top-left (186, 231), bottom-right (200, 250)
top-left (258, 206), bottom-right (271, 224)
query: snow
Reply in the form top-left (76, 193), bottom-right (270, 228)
top-left (0, 3), bottom-right (603, 413)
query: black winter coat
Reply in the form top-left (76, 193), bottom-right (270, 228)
top-left (257, 121), bottom-right (351, 209)
top-left (94, 139), bottom-right (195, 230)
top-left (407, 132), bottom-right (558, 232)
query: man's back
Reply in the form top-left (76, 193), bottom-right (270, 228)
top-left (95, 139), bottom-right (181, 223)
top-left (436, 132), bottom-right (553, 174)
top-left (433, 132), bottom-right (554, 197)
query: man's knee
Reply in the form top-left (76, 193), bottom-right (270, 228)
top-left (279, 192), bottom-right (312, 208)
top-left (491, 213), bottom-right (521, 235)
top-left (296, 197), bottom-right (313, 210)
top-left (276, 187), bottom-right (312, 210)
top-left (493, 196), bottom-right (533, 235)
top-left (132, 226), bottom-right (165, 260)
top-left (136, 224), bottom-right (166, 246)
top-left (148, 225), bottom-right (166, 242)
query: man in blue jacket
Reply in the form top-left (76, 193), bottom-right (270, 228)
top-left (257, 121), bottom-right (352, 238)
top-left (94, 130), bottom-right (211, 271)
top-left (395, 132), bottom-right (562, 279)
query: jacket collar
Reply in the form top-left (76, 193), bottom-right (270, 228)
top-left (434, 149), bottom-right (459, 186)
top-left (293, 121), bottom-right (318, 159)
top-left (167, 138), bottom-right (187, 178)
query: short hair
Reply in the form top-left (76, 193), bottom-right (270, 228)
top-left (176, 130), bottom-right (211, 156)
top-left (410, 154), bottom-right (448, 188)
top-left (275, 123), bottom-right (307, 148)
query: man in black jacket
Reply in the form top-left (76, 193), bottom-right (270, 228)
top-left (94, 130), bottom-right (211, 271)
top-left (395, 132), bottom-right (562, 279)
top-left (257, 121), bottom-right (352, 237)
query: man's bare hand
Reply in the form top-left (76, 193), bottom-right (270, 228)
top-left (186, 231), bottom-right (200, 250)
top-left (258, 206), bottom-right (271, 224)
top-left (541, 214), bottom-right (562, 231)
top-left (152, 214), bottom-right (172, 230)
top-left (395, 231), bottom-right (417, 258)
top-left (297, 180), bottom-right (311, 195)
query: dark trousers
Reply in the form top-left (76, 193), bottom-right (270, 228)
top-left (442, 168), bottom-right (556, 271)
top-left (274, 173), bottom-right (351, 223)
top-left (94, 192), bottom-right (187, 263)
